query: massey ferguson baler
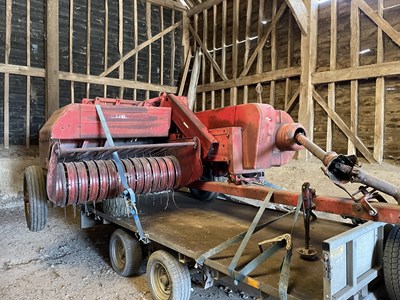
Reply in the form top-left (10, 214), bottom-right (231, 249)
top-left (24, 93), bottom-right (400, 300)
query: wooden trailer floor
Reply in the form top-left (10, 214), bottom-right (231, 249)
top-left (93, 192), bottom-right (358, 299)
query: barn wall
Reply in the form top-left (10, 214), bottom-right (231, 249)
top-left (189, 0), bottom-right (400, 162)
top-left (0, 0), bottom-right (183, 146)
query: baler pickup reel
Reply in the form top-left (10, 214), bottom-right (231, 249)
top-left (295, 133), bottom-right (400, 215)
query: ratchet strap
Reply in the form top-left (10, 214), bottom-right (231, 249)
top-left (195, 192), bottom-right (302, 300)
top-left (95, 105), bottom-right (149, 244)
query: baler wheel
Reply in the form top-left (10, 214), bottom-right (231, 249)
top-left (109, 229), bottom-right (142, 277)
top-left (24, 166), bottom-right (48, 232)
top-left (383, 225), bottom-right (400, 300)
top-left (189, 169), bottom-right (218, 201)
top-left (103, 197), bottom-right (129, 217)
top-left (147, 250), bottom-right (191, 300)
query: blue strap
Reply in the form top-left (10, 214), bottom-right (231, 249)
top-left (95, 105), bottom-right (149, 244)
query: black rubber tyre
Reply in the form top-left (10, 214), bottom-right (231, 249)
top-left (189, 187), bottom-right (218, 201)
top-left (24, 165), bottom-right (48, 232)
top-left (109, 229), bottom-right (142, 277)
top-left (147, 250), bottom-right (191, 300)
top-left (103, 197), bottom-right (129, 217)
top-left (384, 225), bottom-right (400, 300)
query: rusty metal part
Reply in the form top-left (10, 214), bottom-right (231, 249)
top-left (52, 156), bottom-right (182, 205)
top-left (297, 183), bottom-right (317, 260)
top-left (188, 181), bottom-right (400, 224)
top-left (295, 132), bottom-right (400, 203)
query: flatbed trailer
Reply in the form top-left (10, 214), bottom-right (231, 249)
top-left (81, 191), bottom-right (386, 300)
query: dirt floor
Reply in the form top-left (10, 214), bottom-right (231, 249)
top-left (1, 157), bottom-right (399, 300)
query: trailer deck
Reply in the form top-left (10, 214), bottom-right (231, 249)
top-left (84, 191), bottom-right (367, 299)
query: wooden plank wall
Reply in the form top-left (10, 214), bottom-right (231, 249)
top-left (0, 0), bottom-right (185, 148)
top-left (189, 0), bottom-right (400, 163)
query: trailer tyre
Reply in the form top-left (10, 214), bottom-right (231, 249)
top-left (147, 250), bottom-right (191, 300)
top-left (24, 165), bottom-right (48, 232)
top-left (109, 229), bottom-right (142, 277)
top-left (384, 225), bottom-right (400, 300)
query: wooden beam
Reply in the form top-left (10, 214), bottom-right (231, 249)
top-left (197, 67), bottom-right (301, 93)
top-left (0, 63), bottom-right (46, 77)
top-left (104, 0), bottom-right (108, 98)
top-left (70, 0), bottom-right (75, 102)
top-left (270, 0), bottom-right (277, 107)
top-left (188, 50), bottom-right (201, 110)
top-left (201, 9), bottom-right (207, 110)
top-left (284, 13), bottom-right (293, 109)
top-left (170, 10), bottom-right (176, 86)
top-left (312, 61), bottom-right (400, 84)
top-left (100, 22), bottom-right (182, 77)
top-left (147, 0), bottom-right (187, 11)
top-left (133, 0), bottom-right (138, 100)
top-left (187, 0), bottom-right (223, 17)
top-left (221, 0), bottom-right (227, 107)
top-left (45, 0), bottom-right (59, 119)
top-left (374, 0), bottom-right (385, 163)
top-left (231, 0), bottom-right (239, 106)
top-left (240, 2), bottom-right (287, 78)
top-left (353, 0), bottom-right (400, 46)
top-left (118, 0), bottom-right (124, 98)
top-left (243, 0), bottom-right (252, 104)
top-left (188, 23), bottom-right (229, 81)
top-left (146, 1), bottom-right (152, 99)
top-left (256, 0), bottom-right (265, 75)
top-left (349, 0), bottom-right (360, 155)
top-left (86, 0), bottom-right (91, 98)
top-left (284, 86), bottom-right (301, 113)
top-left (26, 0), bottom-right (31, 147)
top-left (4, 0), bottom-right (11, 148)
top-left (313, 90), bottom-right (376, 163)
top-left (58, 72), bottom-right (177, 93)
top-left (327, 0), bottom-right (337, 152)
top-left (178, 49), bottom-right (192, 96)
top-left (298, 0), bottom-right (317, 160)
top-left (182, 11), bottom-right (190, 64)
top-left (285, 0), bottom-right (307, 35)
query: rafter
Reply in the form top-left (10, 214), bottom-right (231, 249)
top-left (285, 0), bottom-right (307, 35)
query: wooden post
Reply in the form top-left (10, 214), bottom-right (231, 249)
top-left (118, 0), bottom-right (123, 98)
top-left (270, 0), bottom-right (277, 106)
top-left (284, 13), bottom-right (293, 110)
top-left (45, 0), bottom-right (60, 119)
top-left (160, 6), bottom-right (164, 86)
top-left (257, 0), bottom-right (265, 75)
top-left (243, 0), bottom-right (252, 104)
top-left (298, 0), bottom-right (318, 160)
top-left (171, 10), bottom-right (176, 86)
top-left (26, 0), bottom-right (31, 147)
top-left (348, 0), bottom-right (359, 155)
top-left (374, 0), bottom-right (385, 163)
top-left (327, 0), bottom-right (337, 152)
top-left (4, 0), bottom-right (12, 148)
top-left (211, 5), bottom-right (217, 109)
top-left (104, 0), bottom-right (108, 98)
top-left (201, 9), bottom-right (207, 110)
top-left (86, 0), bottom-right (91, 98)
top-left (146, 2), bottom-right (152, 99)
top-left (133, 0), bottom-right (138, 100)
top-left (182, 11), bottom-right (190, 65)
top-left (221, 0), bottom-right (227, 107)
top-left (231, 0), bottom-right (239, 106)
top-left (69, 0), bottom-right (75, 102)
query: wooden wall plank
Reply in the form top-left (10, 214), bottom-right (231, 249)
top-left (270, 0), bottom-right (277, 106)
top-left (4, 0), bottom-right (11, 148)
top-left (327, 0), bottom-right (337, 152)
top-left (70, 0), bottom-right (75, 102)
top-left (45, 0), bottom-right (60, 119)
top-left (86, 0), bottom-right (91, 98)
top-left (118, 0), bottom-right (123, 98)
top-left (374, 0), bottom-right (385, 163)
top-left (146, 1), bottom-right (152, 99)
top-left (348, 0), bottom-right (360, 155)
top-left (285, 0), bottom-right (307, 35)
top-left (26, 0), bottom-right (31, 147)
top-left (298, 0), bottom-right (318, 160)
